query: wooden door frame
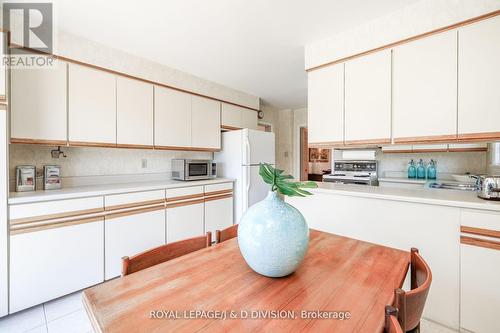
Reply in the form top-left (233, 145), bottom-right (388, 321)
top-left (299, 127), bottom-right (308, 181)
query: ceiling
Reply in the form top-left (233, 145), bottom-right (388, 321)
top-left (52, 0), bottom-right (419, 109)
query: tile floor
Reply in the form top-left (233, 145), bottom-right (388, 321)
top-left (0, 291), bottom-right (92, 333)
top-left (0, 292), bottom-right (459, 333)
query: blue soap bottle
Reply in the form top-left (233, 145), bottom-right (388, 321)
top-left (408, 159), bottom-right (417, 179)
top-left (427, 159), bottom-right (437, 180)
top-left (417, 159), bottom-right (426, 179)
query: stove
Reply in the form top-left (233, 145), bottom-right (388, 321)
top-left (322, 161), bottom-right (378, 186)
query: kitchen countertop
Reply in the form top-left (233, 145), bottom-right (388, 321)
top-left (310, 182), bottom-right (500, 212)
top-left (8, 178), bottom-right (235, 205)
top-left (378, 177), bottom-right (428, 184)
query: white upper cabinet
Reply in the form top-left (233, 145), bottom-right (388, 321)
top-left (116, 77), bottom-right (153, 147)
top-left (11, 57), bottom-right (67, 143)
top-left (308, 63), bottom-right (344, 144)
top-left (68, 63), bottom-right (116, 145)
top-left (191, 95), bottom-right (221, 150)
top-left (221, 103), bottom-right (258, 130)
top-left (392, 30), bottom-right (457, 142)
top-left (154, 86), bottom-right (191, 148)
top-left (345, 50), bottom-right (391, 144)
top-left (458, 15), bottom-right (500, 138)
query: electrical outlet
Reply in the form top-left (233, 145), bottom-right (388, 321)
top-left (141, 159), bottom-right (148, 168)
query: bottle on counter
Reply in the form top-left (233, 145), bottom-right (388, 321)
top-left (408, 159), bottom-right (417, 179)
top-left (416, 159), bottom-right (426, 179)
top-left (427, 159), bottom-right (437, 180)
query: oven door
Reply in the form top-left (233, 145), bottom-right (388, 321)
top-left (323, 177), bottom-right (371, 185)
top-left (185, 161), bottom-right (211, 180)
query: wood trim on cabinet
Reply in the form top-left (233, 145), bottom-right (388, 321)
top-left (166, 193), bottom-right (204, 202)
top-left (154, 145), bottom-right (220, 152)
top-left (382, 149), bottom-right (414, 154)
top-left (461, 226), bottom-right (500, 240)
top-left (204, 193), bottom-right (233, 202)
top-left (8, 44), bottom-right (259, 113)
top-left (448, 147), bottom-right (488, 152)
top-left (306, 9), bottom-right (500, 72)
top-left (10, 138), bottom-right (68, 146)
top-left (10, 207), bottom-right (104, 226)
top-left (458, 132), bottom-right (500, 142)
top-left (204, 189), bottom-right (233, 197)
top-left (344, 138), bottom-right (391, 146)
top-left (105, 199), bottom-right (165, 212)
top-left (166, 198), bottom-right (205, 209)
top-left (308, 141), bottom-right (344, 148)
top-left (10, 216), bottom-right (104, 235)
top-left (460, 236), bottom-right (500, 251)
top-left (68, 141), bottom-right (117, 148)
top-left (115, 143), bottom-right (154, 150)
top-left (105, 204), bottom-right (165, 220)
top-left (393, 134), bottom-right (457, 144)
top-left (221, 125), bottom-right (241, 131)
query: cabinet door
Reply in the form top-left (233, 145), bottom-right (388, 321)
top-left (393, 31), bottom-right (457, 143)
top-left (154, 86), bottom-right (191, 148)
top-left (105, 210), bottom-right (165, 279)
top-left (204, 183), bottom-right (233, 236)
top-left (191, 96), bottom-right (221, 150)
top-left (461, 244), bottom-right (500, 333)
top-left (241, 108), bottom-right (258, 130)
top-left (345, 50), bottom-right (391, 144)
top-left (307, 63), bottom-right (344, 145)
top-left (68, 63), bottom-right (116, 145)
top-left (11, 56), bottom-right (67, 143)
top-left (221, 103), bottom-right (242, 129)
top-left (166, 202), bottom-right (204, 243)
top-left (458, 16), bottom-right (500, 139)
top-left (9, 220), bottom-right (104, 313)
top-left (116, 77), bottom-right (153, 147)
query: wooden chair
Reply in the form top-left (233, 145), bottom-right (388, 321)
top-left (385, 305), bottom-right (403, 333)
top-left (121, 232), bottom-right (212, 276)
top-left (394, 248), bottom-right (432, 333)
top-left (215, 224), bottom-right (238, 243)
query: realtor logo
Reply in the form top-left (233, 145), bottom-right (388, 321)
top-left (2, 2), bottom-right (53, 54)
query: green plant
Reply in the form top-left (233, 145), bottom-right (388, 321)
top-left (259, 163), bottom-right (317, 197)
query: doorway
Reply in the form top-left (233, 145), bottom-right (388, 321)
top-left (299, 127), bottom-right (309, 181)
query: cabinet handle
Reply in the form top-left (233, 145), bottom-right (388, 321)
top-left (461, 236), bottom-right (500, 251)
top-left (10, 216), bottom-right (103, 235)
top-left (105, 204), bottom-right (165, 220)
top-left (461, 226), bottom-right (500, 240)
top-left (204, 193), bottom-right (233, 202)
top-left (166, 198), bottom-right (205, 209)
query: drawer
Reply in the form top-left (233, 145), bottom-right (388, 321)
top-left (461, 209), bottom-right (500, 232)
top-left (9, 197), bottom-right (103, 223)
top-left (204, 182), bottom-right (233, 195)
top-left (105, 190), bottom-right (165, 210)
top-left (166, 186), bottom-right (204, 201)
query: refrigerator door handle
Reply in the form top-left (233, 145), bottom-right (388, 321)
top-left (246, 166), bottom-right (251, 199)
top-left (244, 135), bottom-right (251, 166)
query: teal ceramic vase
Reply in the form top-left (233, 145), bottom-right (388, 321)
top-left (237, 191), bottom-right (309, 277)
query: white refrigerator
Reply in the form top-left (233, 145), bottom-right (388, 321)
top-left (214, 129), bottom-right (275, 224)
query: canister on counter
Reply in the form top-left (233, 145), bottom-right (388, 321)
top-left (43, 165), bottom-right (62, 190)
top-left (15, 165), bottom-right (36, 192)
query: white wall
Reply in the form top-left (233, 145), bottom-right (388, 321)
top-left (305, 0), bottom-right (500, 69)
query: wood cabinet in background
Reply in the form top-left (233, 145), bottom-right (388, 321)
top-left (344, 50), bottom-right (391, 145)
top-left (154, 86), bottom-right (192, 148)
top-left (68, 63), bottom-right (117, 146)
top-left (458, 15), bottom-right (500, 140)
top-left (307, 63), bottom-right (344, 145)
top-left (116, 77), bottom-right (153, 148)
top-left (11, 56), bottom-right (67, 144)
top-left (392, 30), bottom-right (457, 143)
top-left (191, 95), bottom-right (221, 150)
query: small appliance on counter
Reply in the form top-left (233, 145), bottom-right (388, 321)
top-left (43, 165), bottom-right (62, 190)
top-left (15, 165), bottom-right (36, 192)
top-left (476, 175), bottom-right (500, 200)
top-left (171, 159), bottom-right (217, 181)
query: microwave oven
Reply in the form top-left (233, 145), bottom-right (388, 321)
top-left (171, 159), bottom-right (217, 181)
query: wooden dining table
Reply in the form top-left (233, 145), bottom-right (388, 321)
top-left (83, 230), bottom-right (409, 333)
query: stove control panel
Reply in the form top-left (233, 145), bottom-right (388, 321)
top-left (334, 161), bottom-right (377, 173)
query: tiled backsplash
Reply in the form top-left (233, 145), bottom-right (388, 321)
top-left (9, 144), bottom-right (212, 190)
top-left (377, 150), bottom-right (487, 179)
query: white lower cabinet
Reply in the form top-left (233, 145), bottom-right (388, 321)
top-left (204, 183), bottom-right (234, 237)
top-left (105, 209), bottom-right (165, 279)
top-left (166, 202), bottom-right (204, 243)
top-left (9, 220), bottom-right (104, 313)
top-left (460, 243), bottom-right (500, 333)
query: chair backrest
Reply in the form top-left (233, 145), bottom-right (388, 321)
top-left (385, 306), bottom-right (403, 333)
top-left (394, 248), bottom-right (432, 331)
top-left (121, 232), bottom-right (212, 276)
top-left (216, 224), bottom-right (238, 243)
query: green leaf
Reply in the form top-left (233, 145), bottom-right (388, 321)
top-left (258, 163), bottom-right (318, 197)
